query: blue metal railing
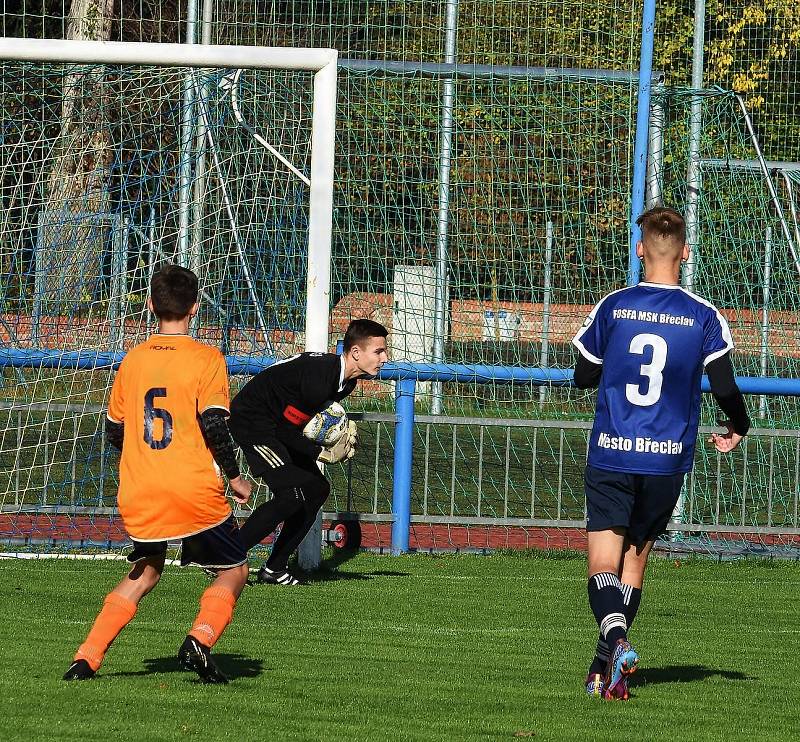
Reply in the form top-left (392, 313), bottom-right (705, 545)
top-left (3, 346), bottom-right (800, 555)
top-left (391, 379), bottom-right (416, 554)
top-left (369, 366), bottom-right (800, 555)
top-left (2, 347), bottom-right (799, 397)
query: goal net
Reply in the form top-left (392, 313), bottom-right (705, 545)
top-left (0, 39), bottom-right (336, 554)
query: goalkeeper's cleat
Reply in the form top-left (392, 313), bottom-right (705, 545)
top-left (585, 673), bottom-right (605, 698)
top-left (178, 636), bottom-right (228, 684)
top-left (63, 659), bottom-right (96, 681)
top-left (256, 565), bottom-right (303, 586)
top-left (603, 639), bottom-right (639, 701)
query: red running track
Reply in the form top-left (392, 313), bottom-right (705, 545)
top-left (2, 514), bottom-right (798, 552)
top-left (0, 514), bottom-right (586, 551)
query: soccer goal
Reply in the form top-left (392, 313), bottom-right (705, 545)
top-left (0, 38), bottom-right (336, 560)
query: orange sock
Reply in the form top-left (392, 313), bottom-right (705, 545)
top-left (75, 592), bottom-right (138, 671)
top-left (188, 585), bottom-right (237, 648)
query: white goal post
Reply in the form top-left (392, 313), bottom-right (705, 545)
top-left (0, 38), bottom-right (338, 569)
top-left (0, 36), bottom-right (337, 355)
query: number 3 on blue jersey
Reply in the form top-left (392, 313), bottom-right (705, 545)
top-left (625, 333), bottom-right (667, 407)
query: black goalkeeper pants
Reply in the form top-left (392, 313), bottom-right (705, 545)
top-left (238, 441), bottom-right (331, 571)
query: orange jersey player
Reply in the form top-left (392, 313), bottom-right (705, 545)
top-left (109, 327), bottom-right (233, 540)
top-left (64, 264), bottom-right (252, 684)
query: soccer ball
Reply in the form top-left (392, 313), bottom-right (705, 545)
top-left (303, 402), bottom-right (349, 446)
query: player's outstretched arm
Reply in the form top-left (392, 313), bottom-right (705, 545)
top-left (199, 409), bottom-right (251, 503)
top-left (706, 353), bottom-right (750, 453)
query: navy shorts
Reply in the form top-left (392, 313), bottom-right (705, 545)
top-left (584, 465), bottom-right (686, 546)
top-left (127, 514), bottom-right (247, 569)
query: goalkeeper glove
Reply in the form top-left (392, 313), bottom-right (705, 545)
top-left (317, 421), bottom-right (358, 464)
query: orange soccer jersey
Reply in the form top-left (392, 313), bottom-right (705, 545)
top-left (107, 334), bottom-right (232, 541)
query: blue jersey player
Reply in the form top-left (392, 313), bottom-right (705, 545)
top-left (572, 207), bottom-right (750, 700)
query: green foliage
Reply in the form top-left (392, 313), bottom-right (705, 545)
top-left (654, 1), bottom-right (800, 160)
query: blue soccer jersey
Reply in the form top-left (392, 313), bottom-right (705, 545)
top-left (572, 282), bottom-right (734, 475)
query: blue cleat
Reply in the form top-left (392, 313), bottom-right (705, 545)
top-left (603, 640), bottom-right (638, 700)
top-left (585, 672), bottom-right (605, 698)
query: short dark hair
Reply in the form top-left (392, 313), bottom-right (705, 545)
top-left (343, 318), bottom-right (388, 352)
top-left (636, 207), bottom-right (686, 246)
top-left (150, 264), bottom-right (198, 321)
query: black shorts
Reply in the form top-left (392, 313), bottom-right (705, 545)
top-left (584, 464), bottom-right (686, 546)
top-left (239, 439), bottom-right (326, 491)
top-left (127, 514), bottom-right (247, 569)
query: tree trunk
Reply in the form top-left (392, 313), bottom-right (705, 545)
top-left (39, 0), bottom-right (114, 313)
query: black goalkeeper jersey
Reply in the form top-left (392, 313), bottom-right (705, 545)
top-left (229, 352), bottom-right (357, 459)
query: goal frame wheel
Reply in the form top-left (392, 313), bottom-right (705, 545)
top-left (329, 519), bottom-right (362, 550)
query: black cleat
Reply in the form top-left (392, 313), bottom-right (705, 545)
top-left (178, 635), bottom-right (228, 684)
top-left (63, 659), bottom-right (96, 681)
top-left (256, 565), bottom-right (303, 586)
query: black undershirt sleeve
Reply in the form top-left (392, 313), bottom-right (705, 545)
top-left (105, 418), bottom-right (124, 451)
top-left (199, 409), bottom-right (241, 480)
top-left (706, 352), bottom-right (751, 436)
top-left (573, 354), bottom-right (603, 390)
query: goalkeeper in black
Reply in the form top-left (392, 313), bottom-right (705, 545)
top-left (228, 319), bottom-right (389, 584)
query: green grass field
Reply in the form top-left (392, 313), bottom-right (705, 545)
top-left (2, 552), bottom-right (799, 741)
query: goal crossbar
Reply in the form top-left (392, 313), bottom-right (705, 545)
top-left (0, 37), bottom-right (337, 71)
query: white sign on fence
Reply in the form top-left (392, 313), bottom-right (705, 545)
top-left (482, 310), bottom-right (521, 341)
